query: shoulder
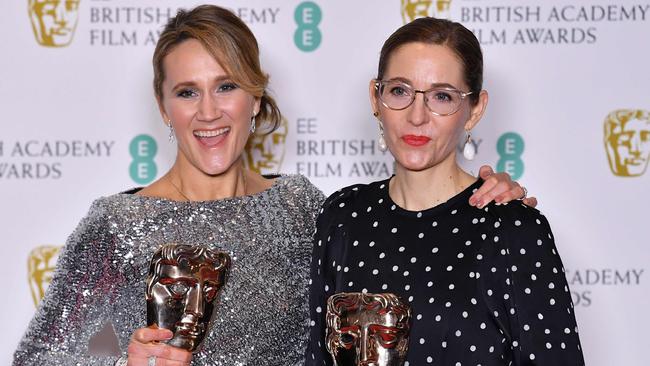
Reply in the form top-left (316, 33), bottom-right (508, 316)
top-left (322, 179), bottom-right (388, 212)
top-left (73, 192), bottom-right (148, 234)
top-left (486, 200), bottom-right (550, 230)
top-left (70, 194), bottom-right (129, 234)
top-left (278, 174), bottom-right (323, 196)
top-left (60, 195), bottom-right (124, 257)
top-left (80, 196), bottom-right (115, 224)
top-left (274, 174), bottom-right (326, 209)
top-left (483, 201), bottom-right (557, 254)
top-left (316, 179), bottom-right (389, 232)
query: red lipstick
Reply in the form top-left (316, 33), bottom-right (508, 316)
top-left (402, 135), bottom-right (430, 146)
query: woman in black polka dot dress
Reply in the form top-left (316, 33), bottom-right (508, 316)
top-left (305, 17), bottom-right (584, 366)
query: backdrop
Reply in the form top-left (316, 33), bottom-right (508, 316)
top-left (2, 0), bottom-right (648, 364)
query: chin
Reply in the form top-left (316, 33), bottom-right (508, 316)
top-left (394, 154), bottom-right (436, 172)
top-left (195, 157), bottom-right (237, 176)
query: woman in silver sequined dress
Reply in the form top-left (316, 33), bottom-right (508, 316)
top-left (14, 6), bottom-right (324, 366)
top-left (14, 5), bottom-right (529, 366)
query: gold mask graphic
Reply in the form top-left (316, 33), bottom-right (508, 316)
top-left (28, 0), bottom-right (81, 47)
top-left (326, 293), bottom-right (411, 366)
top-left (28, 245), bottom-right (62, 307)
top-left (401, 0), bottom-right (451, 23)
top-left (604, 109), bottom-right (650, 177)
top-left (244, 117), bottom-right (288, 174)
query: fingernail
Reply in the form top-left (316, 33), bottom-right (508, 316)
top-left (477, 201), bottom-right (484, 209)
top-left (469, 197), bottom-right (477, 206)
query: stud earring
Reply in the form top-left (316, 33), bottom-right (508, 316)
top-left (250, 116), bottom-right (256, 134)
top-left (463, 130), bottom-right (476, 160)
top-left (168, 121), bottom-right (175, 143)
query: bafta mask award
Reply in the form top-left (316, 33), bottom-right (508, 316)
top-left (146, 244), bottom-right (231, 352)
top-left (326, 293), bottom-right (412, 366)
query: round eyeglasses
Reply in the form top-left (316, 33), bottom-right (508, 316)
top-left (374, 80), bottom-right (473, 116)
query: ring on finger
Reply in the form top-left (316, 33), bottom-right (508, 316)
top-left (148, 355), bottom-right (157, 366)
top-left (520, 186), bottom-right (528, 200)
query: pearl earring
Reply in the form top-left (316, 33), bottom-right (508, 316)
top-left (463, 130), bottom-right (476, 160)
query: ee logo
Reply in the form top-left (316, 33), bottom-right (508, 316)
top-left (497, 132), bottom-right (525, 180)
top-left (294, 1), bottom-right (322, 52)
top-left (129, 135), bottom-right (157, 185)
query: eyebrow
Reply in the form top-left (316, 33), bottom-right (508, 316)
top-left (384, 77), bottom-right (459, 90)
top-left (171, 75), bottom-right (232, 91)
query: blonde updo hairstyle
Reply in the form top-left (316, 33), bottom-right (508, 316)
top-left (152, 5), bottom-right (281, 132)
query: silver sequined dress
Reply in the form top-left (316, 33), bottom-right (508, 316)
top-left (14, 174), bottom-right (325, 366)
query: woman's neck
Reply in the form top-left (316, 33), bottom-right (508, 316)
top-left (389, 155), bottom-right (476, 211)
top-left (165, 157), bottom-right (248, 202)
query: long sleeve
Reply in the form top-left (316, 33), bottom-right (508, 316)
top-left (304, 191), bottom-right (349, 366)
top-left (485, 203), bottom-right (585, 365)
top-left (13, 199), bottom-right (122, 366)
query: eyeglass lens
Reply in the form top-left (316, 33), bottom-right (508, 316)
top-left (378, 81), bottom-right (464, 115)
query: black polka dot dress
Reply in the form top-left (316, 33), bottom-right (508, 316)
top-left (305, 178), bottom-right (584, 365)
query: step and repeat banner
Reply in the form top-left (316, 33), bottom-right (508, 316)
top-left (1, 0), bottom-right (648, 364)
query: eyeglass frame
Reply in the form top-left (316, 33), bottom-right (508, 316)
top-left (373, 79), bottom-right (474, 116)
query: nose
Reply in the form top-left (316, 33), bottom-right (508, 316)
top-left (358, 335), bottom-right (377, 365)
top-left (406, 92), bottom-right (428, 127)
top-left (197, 94), bottom-right (222, 122)
top-left (184, 286), bottom-right (205, 318)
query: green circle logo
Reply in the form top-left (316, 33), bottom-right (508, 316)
top-left (129, 134), bottom-right (158, 185)
top-left (294, 1), bottom-right (322, 52)
top-left (496, 132), bottom-right (525, 180)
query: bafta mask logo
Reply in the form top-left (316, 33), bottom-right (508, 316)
top-left (604, 109), bottom-right (650, 177)
top-left (244, 117), bottom-right (288, 174)
top-left (28, 0), bottom-right (81, 47)
top-left (401, 0), bottom-right (452, 23)
top-left (146, 244), bottom-right (231, 352)
top-left (326, 293), bottom-right (412, 366)
top-left (27, 245), bottom-right (62, 307)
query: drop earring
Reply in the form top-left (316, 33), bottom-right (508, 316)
top-left (378, 126), bottom-right (387, 152)
top-left (374, 112), bottom-right (387, 152)
top-left (250, 116), bottom-right (256, 134)
top-left (463, 130), bottom-right (476, 160)
top-left (168, 121), bottom-right (175, 143)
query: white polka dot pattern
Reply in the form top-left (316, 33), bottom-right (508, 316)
top-left (305, 179), bottom-right (584, 365)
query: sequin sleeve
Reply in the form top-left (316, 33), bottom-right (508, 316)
top-left (13, 198), bottom-right (122, 366)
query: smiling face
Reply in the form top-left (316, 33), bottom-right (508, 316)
top-left (158, 39), bottom-right (261, 177)
top-left (370, 42), bottom-right (487, 173)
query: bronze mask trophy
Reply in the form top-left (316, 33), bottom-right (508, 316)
top-left (326, 293), bottom-right (412, 366)
top-left (146, 244), bottom-right (231, 352)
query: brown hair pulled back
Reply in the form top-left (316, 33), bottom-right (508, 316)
top-left (153, 5), bottom-right (281, 132)
top-left (377, 17), bottom-right (483, 105)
